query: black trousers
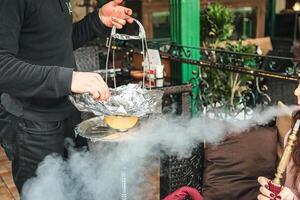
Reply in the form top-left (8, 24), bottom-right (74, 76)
top-left (0, 104), bottom-right (86, 194)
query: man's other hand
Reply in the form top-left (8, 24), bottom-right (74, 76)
top-left (99, 0), bottom-right (133, 29)
top-left (71, 72), bottom-right (110, 101)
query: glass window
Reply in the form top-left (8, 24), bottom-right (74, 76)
top-left (152, 11), bottom-right (171, 39)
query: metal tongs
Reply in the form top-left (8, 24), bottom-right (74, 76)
top-left (105, 18), bottom-right (151, 89)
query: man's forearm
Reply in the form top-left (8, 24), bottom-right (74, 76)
top-left (72, 9), bottom-right (110, 50)
top-left (0, 51), bottom-right (73, 98)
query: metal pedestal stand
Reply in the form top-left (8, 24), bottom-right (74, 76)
top-left (120, 144), bottom-right (128, 200)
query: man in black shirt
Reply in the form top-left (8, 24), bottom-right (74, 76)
top-left (0, 0), bottom-right (133, 194)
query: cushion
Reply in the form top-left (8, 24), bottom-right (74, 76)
top-left (202, 126), bottom-right (277, 200)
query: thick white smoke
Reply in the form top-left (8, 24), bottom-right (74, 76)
top-left (21, 105), bottom-right (299, 200)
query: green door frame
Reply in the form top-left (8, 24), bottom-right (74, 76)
top-left (267, 0), bottom-right (276, 37)
top-left (169, 0), bottom-right (201, 116)
top-left (170, 0), bottom-right (201, 83)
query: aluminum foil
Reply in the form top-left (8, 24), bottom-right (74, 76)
top-left (69, 84), bottom-right (163, 117)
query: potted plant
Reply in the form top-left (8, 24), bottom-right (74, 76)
top-left (199, 3), bottom-right (264, 119)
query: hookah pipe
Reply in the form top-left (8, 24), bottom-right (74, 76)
top-left (268, 112), bottom-right (300, 199)
top-left (104, 18), bottom-right (149, 200)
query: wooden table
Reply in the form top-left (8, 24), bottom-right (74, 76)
top-left (0, 147), bottom-right (19, 200)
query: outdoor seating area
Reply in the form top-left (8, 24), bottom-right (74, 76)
top-left (2, 0), bottom-right (300, 200)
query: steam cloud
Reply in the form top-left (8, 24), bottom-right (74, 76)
top-left (21, 105), bottom-right (299, 200)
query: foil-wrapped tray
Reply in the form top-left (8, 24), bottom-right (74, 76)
top-left (69, 84), bottom-right (163, 117)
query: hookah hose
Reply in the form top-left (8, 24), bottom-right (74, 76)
top-left (268, 111), bottom-right (300, 199)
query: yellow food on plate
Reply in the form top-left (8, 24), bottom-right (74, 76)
top-left (104, 115), bottom-right (139, 132)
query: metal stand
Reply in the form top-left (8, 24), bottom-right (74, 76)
top-left (120, 155), bottom-right (128, 200)
top-left (106, 18), bottom-right (151, 89)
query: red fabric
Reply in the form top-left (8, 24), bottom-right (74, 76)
top-left (163, 186), bottom-right (204, 200)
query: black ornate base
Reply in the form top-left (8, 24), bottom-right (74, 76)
top-left (160, 144), bottom-right (204, 199)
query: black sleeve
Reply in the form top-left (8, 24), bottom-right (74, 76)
top-left (0, 0), bottom-right (73, 98)
top-left (72, 9), bottom-right (111, 50)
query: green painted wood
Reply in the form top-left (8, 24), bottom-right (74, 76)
top-left (170, 0), bottom-right (201, 116)
top-left (170, 0), bottom-right (179, 80)
top-left (180, 0), bottom-right (200, 83)
top-left (170, 0), bottom-right (200, 83)
top-left (269, 0), bottom-right (276, 36)
top-left (266, 0), bottom-right (276, 36)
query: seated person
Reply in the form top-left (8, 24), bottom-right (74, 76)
top-left (257, 84), bottom-right (300, 200)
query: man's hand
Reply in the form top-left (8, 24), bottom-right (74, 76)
top-left (71, 72), bottom-right (110, 101)
top-left (257, 176), bottom-right (296, 200)
top-left (99, 0), bottom-right (133, 29)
